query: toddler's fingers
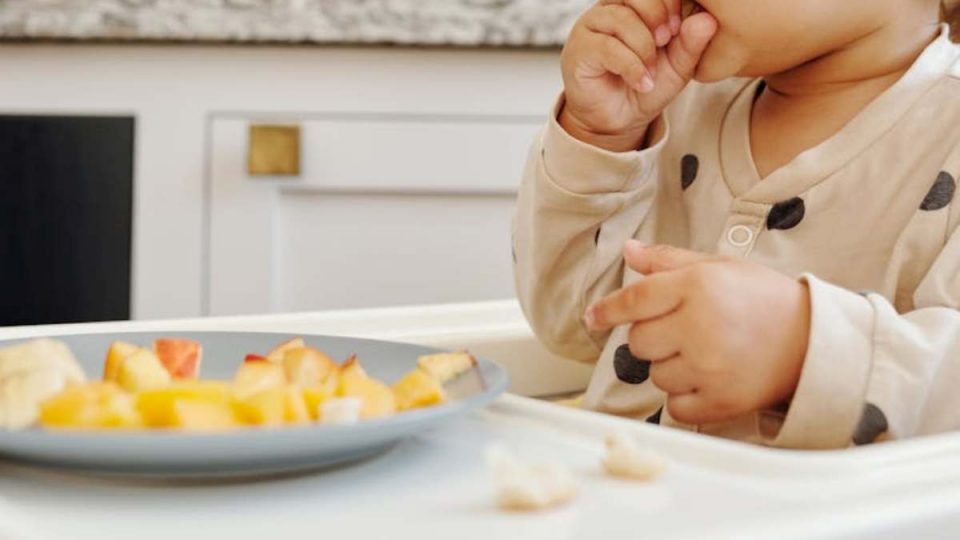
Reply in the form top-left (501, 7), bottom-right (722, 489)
top-left (585, 272), bottom-right (682, 331)
top-left (649, 357), bottom-right (698, 395)
top-left (589, 34), bottom-right (656, 93)
top-left (665, 11), bottom-right (718, 82)
top-left (624, 241), bottom-right (716, 275)
top-left (618, 0), bottom-right (672, 47)
top-left (627, 316), bottom-right (682, 361)
top-left (584, 5), bottom-right (659, 71)
top-left (662, 0), bottom-right (682, 34)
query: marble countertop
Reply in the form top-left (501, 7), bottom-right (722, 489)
top-left (0, 0), bottom-right (590, 47)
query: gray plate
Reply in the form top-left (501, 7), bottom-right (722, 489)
top-left (0, 331), bottom-right (509, 478)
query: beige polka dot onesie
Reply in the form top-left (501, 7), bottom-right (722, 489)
top-left (512, 27), bottom-right (960, 449)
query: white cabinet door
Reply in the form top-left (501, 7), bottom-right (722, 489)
top-left (207, 113), bottom-right (543, 316)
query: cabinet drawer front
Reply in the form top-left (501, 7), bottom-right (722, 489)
top-left (242, 114), bottom-right (544, 193)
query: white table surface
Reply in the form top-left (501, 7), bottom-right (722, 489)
top-left (1, 301), bottom-right (959, 540)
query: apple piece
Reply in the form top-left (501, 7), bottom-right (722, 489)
top-left (393, 369), bottom-right (446, 411)
top-left (171, 400), bottom-right (239, 432)
top-left (234, 388), bottom-right (285, 426)
top-left (337, 359), bottom-right (396, 419)
top-left (117, 349), bottom-right (171, 393)
top-left (154, 338), bottom-right (202, 379)
top-left (283, 386), bottom-right (311, 424)
top-left (232, 361), bottom-right (286, 400)
top-left (265, 337), bottom-right (306, 364)
top-left (39, 382), bottom-right (141, 430)
top-left (416, 351), bottom-right (476, 384)
top-left (320, 397), bottom-right (361, 425)
top-left (282, 347), bottom-right (337, 387)
top-left (136, 381), bottom-right (233, 427)
top-left (244, 354), bottom-right (267, 363)
top-left (104, 341), bottom-right (139, 382)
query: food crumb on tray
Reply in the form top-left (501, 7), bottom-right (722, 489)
top-left (602, 432), bottom-right (668, 481)
top-left (486, 444), bottom-right (578, 511)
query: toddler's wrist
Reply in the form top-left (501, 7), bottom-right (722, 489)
top-left (557, 103), bottom-right (652, 153)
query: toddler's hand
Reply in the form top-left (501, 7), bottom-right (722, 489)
top-left (559, 1), bottom-right (717, 152)
top-left (584, 241), bottom-right (811, 425)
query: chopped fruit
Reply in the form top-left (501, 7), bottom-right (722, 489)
top-left (232, 361), bottom-right (286, 400)
top-left (283, 386), bottom-right (311, 424)
top-left (234, 388), bottom-right (286, 426)
top-left (417, 351), bottom-right (476, 383)
top-left (486, 445), bottom-right (577, 511)
top-left (393, 369), bottom-right (446, 411)
top-left (282, 347), bottom-right (337, 387)
top-left (135, 381), bottom-right (232, 427)
top-left (2, 369), bottom-right (74, 430)
top-left (39, 382), bottom-right (142, 430)
top-left (171, 400), bottom-right (239, 431)
top-left (103, 341), bottom-right (139, 382)
top-left (602, 432), bottom-right (667, 481)
top-left (320, 397), bottom-right (361, 425)
top-left (154, 338), bottom-right (202, 379)
top-left (337, 359), bottom-right (396, 418)
top-left (244, 354), bottom-right (267, 363)
top-left (302, 375), bottom-right (338, 420)
top-left (265, 337), bottom-right (306, 364)
top-left (117, 349), bottom-right (171, 393)
top-left (0, 338), bottom-right (86, 383)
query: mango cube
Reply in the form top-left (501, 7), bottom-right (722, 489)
top-left (171, 400), bottom-right (239, 431)
top-left (234, 387), bottom-right (286, 426)
top-left (136, 381), bottom-right (233, 427)
top-left (39, 382), bottom-right (142, 429)
top-left (338, 359), bottom-right (396, 419)
top-left (393, 369), bottom-right (446, 411)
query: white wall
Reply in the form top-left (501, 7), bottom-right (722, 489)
top-left (0, 44), bottom-right (561, 319)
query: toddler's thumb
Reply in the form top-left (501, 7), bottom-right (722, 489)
top-left (666, 12), bottom-right (718, 83)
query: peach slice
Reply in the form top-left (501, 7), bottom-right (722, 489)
top-left (283, 386), bottom-right (311, 425)
top-left (282, 347), bottom-right (337, 387)
top-left (117, 349), bottom-right (171, 393)
top-left (103, 341), bottom-right (139, 382)
top-left (232, 361), bottom-right (286, 400)
top-left (265, 337), bottom-right (306, 364)
top-left (154, 338), bottom-right (202, 379)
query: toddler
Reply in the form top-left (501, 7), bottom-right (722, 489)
top-left (513, 0), bottom-right (960, 448)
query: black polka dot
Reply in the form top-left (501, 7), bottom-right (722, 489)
top-left (613, 344), bottom-right (651, 384)
top-left (767, 197), bottom-right (805, 230)
top-left (594, 227), bottom-right (601, 245)
top-left (645, 406), bottom-right (663, 425)
top-left (920, 171), bottom-right (956, 211)
top-left (852, 403), bottom-right (888, 445)
top-left (681, 154), bottom-right (699, 191)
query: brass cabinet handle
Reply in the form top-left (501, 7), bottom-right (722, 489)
top-left (247, 124), bottom-right (301, 176)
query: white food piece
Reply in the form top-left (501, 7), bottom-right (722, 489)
top-left (0, 338), bottom-right (86, 383)
top-left (486, 444), bottom-right (577, 511)
top-left (0, 369), bottom-right (70, 430)
top-left (320, 397), bottom-right (362, 425)
top-left (0, 339), bottom-right (87, 430)
top-left (602, 432), bottom-right (668, 481)
top-left (416, 351), bottom-right (476, 384)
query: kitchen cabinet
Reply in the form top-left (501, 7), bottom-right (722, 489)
top-left (208, 113), bottom-right (542, 315)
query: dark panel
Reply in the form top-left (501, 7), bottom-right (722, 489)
top-left (0, 115), bottom-right (134, 325)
